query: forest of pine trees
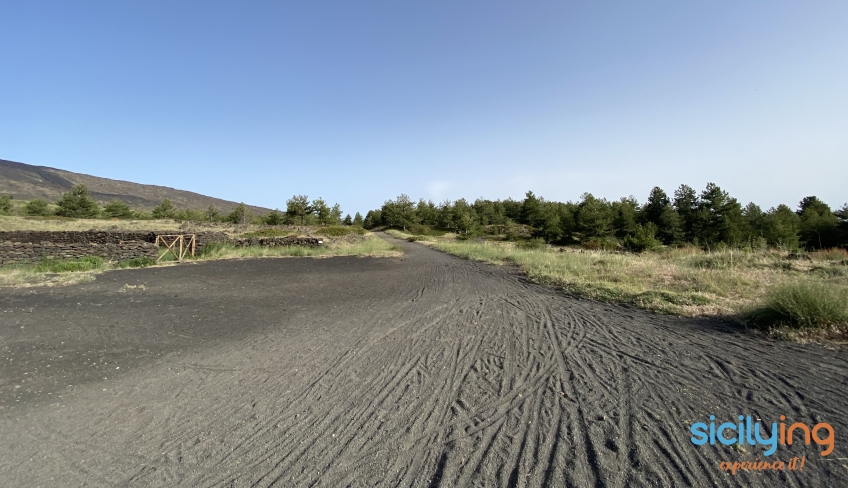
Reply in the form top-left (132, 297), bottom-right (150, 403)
top-left (365, 183), bottom-right (848, 251)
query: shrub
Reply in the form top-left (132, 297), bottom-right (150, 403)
top-left (224, 203), bottom-right (250, 224)
top-left (748, 281), bottom-right (848, 330)
top-left (623, 223), bottom-right (662, 252)
top-left (103, 199), bottom-right (133, 219)
top-left (407, 224), bottom-right (446, 237)
top-left (515, 238), bottom-right (546, 250)
top-left (25, 199), bottom-right (51, 216)
top-left (582, 237), bottom-right (620, 251)
top-left (152, 198), bottom-right (177, 219)
top-left (55, 185), bottom-right (100, 218)
top-left (264, 210), bottom-right (285, 225)
top-left (0, 195), bottom-right (11, 214)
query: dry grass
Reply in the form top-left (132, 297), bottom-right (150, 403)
top-left (390, 230), bottom-right (848, 330)
top-left (0, 215), bottom-right (184, 232)
top-left (0, 267), bottom-right (100, 288)
top-left (1, 229), bottom-right (401, 288)
top-left (197, 233), bottom-right (402, 260)
top-left (0, 215), bottom-right (367, 240)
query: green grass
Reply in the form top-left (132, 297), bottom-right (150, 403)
top-left (0, 255), bottom-right (154, 287)
top-left (748, 281), bottom-right (848, 330)
top-left (313, 226), bottom-right (367, 237)
top-left (239, 229), bottom-right (293, 238)
top-left (32, 256), bottom-right (106, 273)
top-left (197, 234), bottom-right (400, 260)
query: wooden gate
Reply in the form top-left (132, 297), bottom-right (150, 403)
top-left (155, 234), bottom-right (196, 262)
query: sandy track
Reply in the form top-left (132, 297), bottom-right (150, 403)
top-left (1, 234), bottom-right (846, 487)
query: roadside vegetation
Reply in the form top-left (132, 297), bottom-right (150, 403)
top-left (198, 234), bottom-right (400, 260)
top-left (377, 181), bottom-right (848, 341)
top-left (0, 185), bottom-right (365, 229)
top-left (0, 255), bottom-right (156, 288)
top-left (0, 231), bottom-right (399, 288)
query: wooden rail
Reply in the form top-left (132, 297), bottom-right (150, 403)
top-left (155, 234), bottom-right (196, 262)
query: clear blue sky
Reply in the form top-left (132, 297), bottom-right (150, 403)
top-left (1, 1), bottom-right (846, 215)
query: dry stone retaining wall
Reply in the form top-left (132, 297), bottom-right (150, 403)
top-left (0, 231), bottom-right (323, 266)
top-left (229, 236), bottom-right (324, 248)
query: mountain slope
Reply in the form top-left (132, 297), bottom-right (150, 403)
top-left (0, 159), bottom-right (273, 214)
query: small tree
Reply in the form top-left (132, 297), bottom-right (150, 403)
top-left (55, 184), bottom-right (100, 218)
top-left (343, 214), bottom-right (353, 226)
top-left (152, 198), bottom-right (176, 219)
top-left (264, 209), bottom-right (285, 225)
top-left (623, 223), bottom-right (662, 252)
top-left (330, 203), bottom-right (343, 225)
top-left (798, 196), bottom-right (839, 249)
top-left (363, 210), bottom-right (382, 229)
top-left (353, 212), bottom-right (364, 227)
top-left (205, 205), bottom-right (220, 222)
top-left (312, 198), bottom-right (331, 226)
top-left (25, 199), bottom-right (50, 216)
top-left (103, 199), bottom-right (133, 219)
top-left (286, 195), bottom-right (313, 225)
top-left (0, 195), bottom-right (12, 215)
top-left (226, 203), bottom-right (250, 224)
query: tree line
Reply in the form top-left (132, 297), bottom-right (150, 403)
top-left (0, 185), bottom-right (363, 227)
top-left (365, 183), bottom-right (848, 251)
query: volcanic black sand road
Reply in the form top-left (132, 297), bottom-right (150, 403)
top-left (1, 234), bottom-right (846, 487)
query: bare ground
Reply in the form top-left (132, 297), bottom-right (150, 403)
top-left (0, 234), bottom-right (846, 487)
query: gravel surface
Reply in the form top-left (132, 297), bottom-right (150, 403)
top-left (1, 233), bottom-right (846, 487)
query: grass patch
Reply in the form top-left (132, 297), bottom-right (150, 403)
top-left (0, 215), bottom-right (184, 232)
top-left (0, 256), bottom-right (110, 287)
top-left (32, 256), bottom-right (106, 273)
top-left (401, 237), bottom-right (848, 335)
top-left (313, 226), bottom-right (367, 237)
top-left (747, 281), bottom-right (848, 336)
top-left (198, 234), bottom-right (400, 260)
top-left (810, 248), bottom-right (848, 262)
top-left (239, 228), bottom-right (293, 238)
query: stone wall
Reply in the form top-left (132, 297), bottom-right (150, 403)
top-left (0, 240), bottom-right (158, 266)
top-left (0, 231), bottom-right (323, 266)
top-left (0, 231), bottom-right (164, 266)
top-left (229, 236), bottom-right (325, 248)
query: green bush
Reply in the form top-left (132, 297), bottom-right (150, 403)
top-left (55, 185), bottom-right (100, 218)
top-left (25, 199), bottom-right (51, 216)
top-left (515, 238), bottom-right (546, 250)
top-left (0, 195), bottom-right (11, 214)
top-left (407, 224), bottom-right (446, 237)
top-left (748, 281), bottom-right (848, 330)
top-left (103, 199), bottom-right (133, 219)
top-left (152, 198), bottom-right (177, 219)
top-left (264, 210), bottom-right (285, 225)
top-left (582, 237), bottom-right (620, 251)
top-left (623, 223), bottom-right (662, 252)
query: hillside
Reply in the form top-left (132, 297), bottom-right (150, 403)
top-left (0, 159), bottom-right (273, 214)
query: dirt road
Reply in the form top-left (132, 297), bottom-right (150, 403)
top-left (1, 234), bottom-right (846, 487)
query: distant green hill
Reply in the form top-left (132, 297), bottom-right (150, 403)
top-left (0, 158), bottom-right (272, 214)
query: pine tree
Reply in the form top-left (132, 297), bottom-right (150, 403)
top-left (55, 185), bottom-right (100, 218)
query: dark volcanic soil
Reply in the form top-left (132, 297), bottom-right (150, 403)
top-left (1, 234), bottom-right (846, 487)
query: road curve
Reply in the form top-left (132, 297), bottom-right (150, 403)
top-left (1, 233), bottom-right (846, 487)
